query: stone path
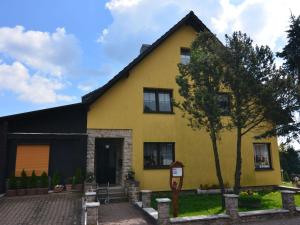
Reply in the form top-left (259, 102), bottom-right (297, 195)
top-left (99, 202), bottom-right (155, 225)
top-left (0, 192), bottom-right (81, 225)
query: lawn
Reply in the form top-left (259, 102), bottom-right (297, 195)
top-left (151, 191), bottom-right (300, 217)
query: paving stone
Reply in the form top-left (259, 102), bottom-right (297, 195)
top-left (0, 192), bottom-right (81, 225)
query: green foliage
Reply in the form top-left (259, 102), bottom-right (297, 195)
top-left (20, 169), bottom-right (28, 189)
top-left (29, 170), bottom-right (37, 188)
top-left (40, 171), bottom-right (48, 188)
top-left (176, 31), bottom-right (227, 205)
top-left (51, 171), bottom-right (60, 187)
top-left (74, 168), bottom-right (83, 184)
top-left (239, 191), bottom-right (262, 209)
top-left (277, 14), bottom-right (300, 81)
top-left (280, 143), bottom-right (300, 177)
top-left (126, 169), bottom-right (135, 180)
top-left (8, 174), bottom-right (17, 190)
top-left (72, 176), bottom-right (76, 186)
top-left (283, 171), bottom-right (291, 182)
top-left (85, 172), bottom-right (95, 183)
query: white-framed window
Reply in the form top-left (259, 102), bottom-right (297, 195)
top-left (180, 48), bottom-right (191, 65)
top-left (254, 143), bottom-right (272, 169)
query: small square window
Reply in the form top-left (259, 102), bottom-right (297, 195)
top-left (143, 89), bottom-right (173, 113)
top-left (180, 48), bottom-right (191, 65)
top-left (144, 142), bottom-right (175, 169)
top-left (254, 143), bottom-right (272, 169)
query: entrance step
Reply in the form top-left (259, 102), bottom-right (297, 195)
top-left (97, 186), bottom-right (128, 203)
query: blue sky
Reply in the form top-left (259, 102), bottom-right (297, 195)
top-left (0, 0), bottom-right (299, 116)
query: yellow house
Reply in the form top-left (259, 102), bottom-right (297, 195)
top-left (83, 11), bottom-right (281, 191)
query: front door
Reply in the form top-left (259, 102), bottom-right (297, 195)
top-left (95, 138), bottom-right (119, 185)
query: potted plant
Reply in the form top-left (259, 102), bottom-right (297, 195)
top-left (65, 177), bottom-right (73, 191)
top-left (74, 168), bottom-right (83, 191)
top-left (52, 171), bottom-right (63, 193)
top-left (84, 172), bottom-right (95, 192)
top-left (6, 174), bottom-right (17, 197)
top-left (27, 170), bottom-right (38, 195)
top-left (17, 169), bottom-right (28, 196)
top-left (37, 171), bottom-right (49, 194)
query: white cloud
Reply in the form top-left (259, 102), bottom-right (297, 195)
top-left (0, 26), bottom-right (81, 104)
top-left (211, 0), bottom-right (300, 50)
top-left (0, 61), bottom-right (75, 104)
top-left (0, 26), bottom-right (80, 77)
top-left (100, 0), bottom-right (300, 64)
top-left (99, 0), bottom-right (221, 63)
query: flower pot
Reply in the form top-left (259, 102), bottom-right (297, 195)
top-left (6, 189), bottom-right (17, 197)
top-left (17, 188), bottom-right (27, 196)
top-left (27, 188), bottom-right (37, 195)
top-left (75, 184), bottom-right (83, 192)
top-left (65, 184), bottom-right (72, 191)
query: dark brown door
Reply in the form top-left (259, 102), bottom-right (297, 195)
top-left (95, 138), bottom-right (118, 185)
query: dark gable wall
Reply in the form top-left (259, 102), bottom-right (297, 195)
top-left (2, 104), bottom-right (87, 193)
top-left (0, 122), bottom-right (8, 193)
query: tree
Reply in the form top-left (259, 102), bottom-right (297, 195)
top-left (279, 143), bottom-right (300, 176)
top-left (223, 32), bottom-right (292, 193)
top-left (277, 14), bottom-right (300, 83)
top-left (176, 31), bottom-right (228, 207)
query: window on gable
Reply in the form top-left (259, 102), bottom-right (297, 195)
top-left (180, 48), bottom-right (191, 65)
top-left (144, 88), bottom-right (173, 113)
top-left (254, 143), bottom-right (272, 170)
top-left (218, 93), bottom-right (230, 115)
top-left (144, 142), bottom-right (174, 169)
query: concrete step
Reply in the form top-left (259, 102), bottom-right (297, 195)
top-left (98, 196), bottom-right (128, 203)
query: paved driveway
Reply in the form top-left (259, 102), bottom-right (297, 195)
top-left (0, 192), bottom-right (81, 225)
top-left (244, 217), bottom-right (300, 225)
top-left (99, 202), bottom-right (155, 225)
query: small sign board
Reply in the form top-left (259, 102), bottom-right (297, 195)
top-left (172, 167), bottom-right (183, 177)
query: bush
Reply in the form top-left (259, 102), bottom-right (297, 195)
top-left (51, 171), bottom-right (60, 188)
top-left (239, 191), bottom-right (262, 208)
top-left (29, 170), bottom-right (37, 188)
top-left (85, 172), bottom-right (95, 183)
top-left (20, 169), bottom-right (28, 189)
top-left (40, 171), bottom-right (48, 188)
top-left (283, 171), bottom-right (290, 182)
top-left (74, 168), bottom-right (83, 184)
top-left (8, 174), bottom-right (17, 190)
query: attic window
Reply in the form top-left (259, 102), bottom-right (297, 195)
top-left (144, 88), bottom-right (173, 113)
top-left (180, 48), bottom-right (191, 65)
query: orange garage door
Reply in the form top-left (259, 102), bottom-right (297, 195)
top-left (15, 145), bottom-right (50, 176)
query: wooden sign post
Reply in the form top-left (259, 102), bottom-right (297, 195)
top-left (169, 161), bottom-right (184, 217)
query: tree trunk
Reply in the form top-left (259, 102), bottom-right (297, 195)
top-left (234, 127), bottom-right (242, 194)
top-left (210, 129), bottom-right (225, 208)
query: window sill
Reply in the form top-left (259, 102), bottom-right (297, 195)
top-left (144, 166), bottom-right (170, 170)
top-left (143, 111), bottom-right (175, 115)
top-left (255, 167), bottom-right (273, 171)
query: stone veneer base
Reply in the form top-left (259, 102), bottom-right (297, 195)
top-left (87, 129), bottom-right (132, 186)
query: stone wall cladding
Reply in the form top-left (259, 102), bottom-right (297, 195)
top-left (87, 129), bottom-right (132, 186)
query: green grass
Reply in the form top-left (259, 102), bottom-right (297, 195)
top-left (281, 181), bottom-right (295, 187)
top-left (151, 191), bottom-right (300, 217)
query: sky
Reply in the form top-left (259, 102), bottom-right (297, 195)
top-left (0, 0), bottom-right (299, 117)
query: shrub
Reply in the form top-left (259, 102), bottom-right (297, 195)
top-left (40, 171), bottom-right (48, 188)
top-left (51, 171), bottom-right (60, 188)
top-left (74, 168), bottom-right (83, 184)
top-left (8, 174), bottom-right (17, 190)
top-left (239, 191), bottom-right (262, 208)
top-left (85, 172), bottom-right (95, 183)
top-left (20, 169), bottom-right (28, 189)
top-left (29, 170), bottom-right (37, 188)
top-left (126, 169), bottom-right (135, 180)
top-left (283, 171), bottom-right (290, 182)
